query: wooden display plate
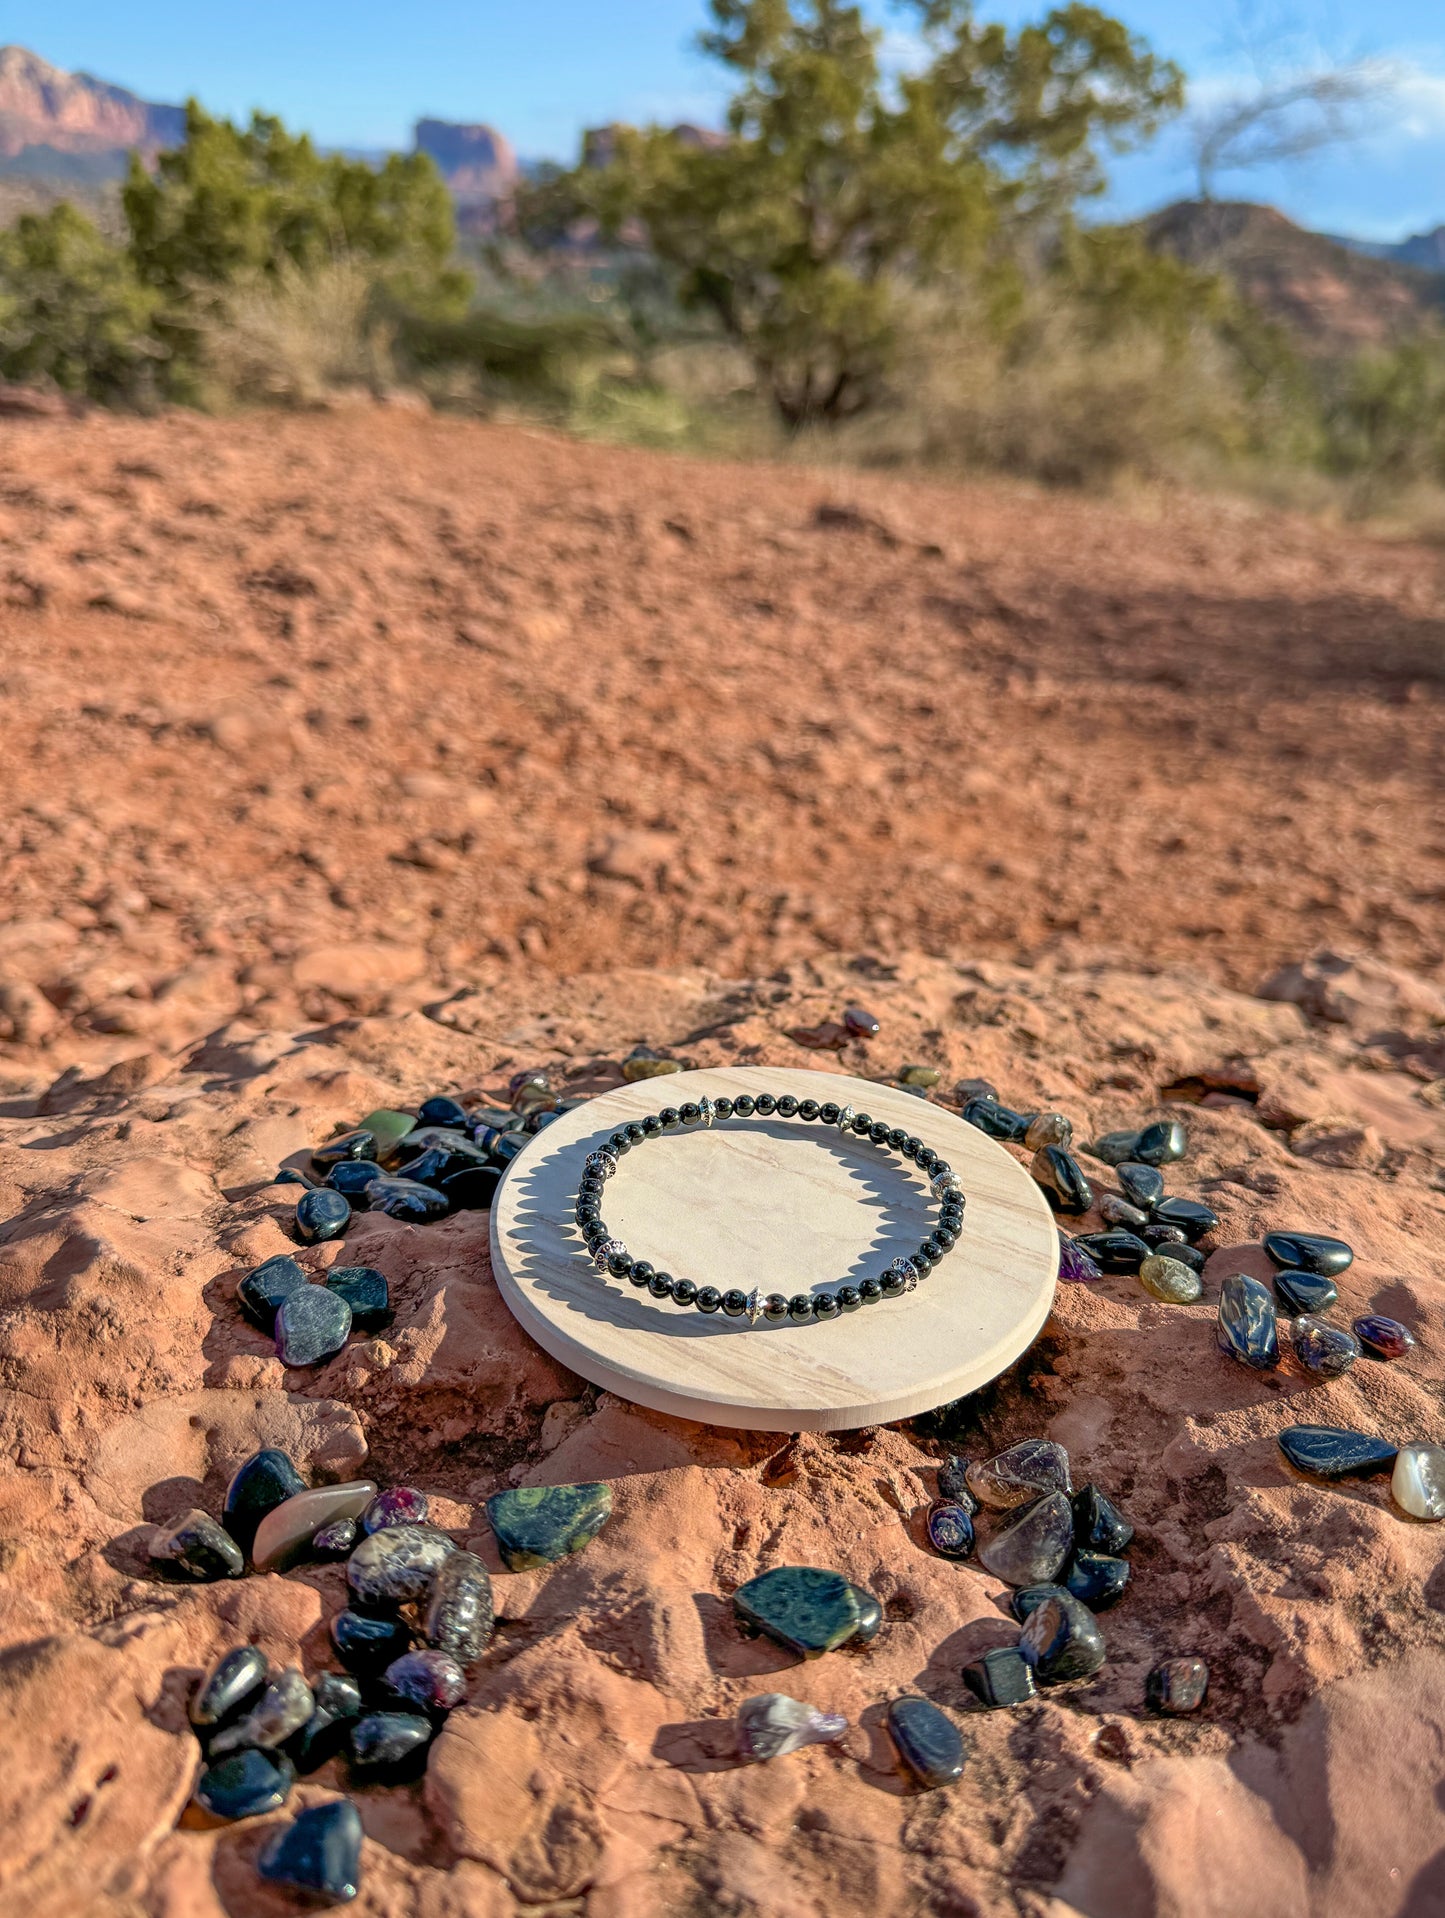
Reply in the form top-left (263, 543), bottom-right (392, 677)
top-left (490, 1067), bottom-right (1059, 1433)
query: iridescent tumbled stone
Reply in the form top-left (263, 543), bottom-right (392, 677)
top-left (331, 1609), bottom-right (412, 1675)
top-left (309, 1128), bottom-right (377, 1173)
top-left (963, 1646), bottom-right (1037, 1708)
top-left (1139, 1253), bottom-right (1202, 1303)
top-left (1099, 1194), bottom-right (1150, 1230)
top-left (737, 1693), bottom-right (848, 1761)
top-left (1116, 1162), bottom-right (1165, 1212)
top-left (150, 1509), bottom-right (243, 1582)
top-left (1065, 1551), bottom-right (1130, 1609)
top-left (887, 1695), bottom-right (964, 1788)
top-left (1146, 1656), bottom-right (1208, 1715)
top-left (925, 1502), bottom-right (975, 1559)
top-left (1057, 1234), bottom-right (1102, 1283)
top-left (274, 1284), bottom-right (352, 1367)
top-left (289, 1673), bottom-right (363, 1773)
top-left (1273, 1268), bottom-right (1338, 1316)
top-left (1263, 1230), bottom-right (1353, 1277)
top-left (349, 1710), bottom-right (433, 1779)
top-left (1011, 1582), bottom-right (1073, 1623)
top-left (366, 1175), bottom-right (449, 1222)
top-left (1019, 1591), bottom-right (1106, 1682)
top-left (363, 1486), bottom-right (429, 1533)
top-left (328, 1159), bottom-right (386, 1198)
top-left (1072, 1484), bottom-right (1134, 1554)
top-left (1291, 1315), bottom-right (1360, 1378)
top-left (485, 1482), bottom-right (613, 1569)
top-left (237, 1254), bottom-right (306, 1332)
top-left (324, 1265), bottom-right (391, 1330)
top-left (963, 1098), bottom-right (1029, 1141)
top-left (1134, 1120), bottom-right (1188, 1165)
top-left (222, 1447), bottom-right (306, 1556)
top-left (1071, 1230), bottom-right (1151, 1272)
top-left (935, 1457), bottom-right (980, 1511)
top-left (385, 1648), bottom-right (467, 1713)
top-left (1152, 1197), bottom-right (1218, 1241)
top-left (258, 1799), bottom-right (363, 1902)
top-left (418, 1096), bottom-right (469, 1128)
top-left (978, 1491), bottom-right (1075, 1587)
top-left (1392, 1443), bottom-right (1445, 1520)
top-left (1353, 1314), bottom-right (1415, 1361)
top-left (1216, 1274), bottom-right (1278, 1370)
top-left (966, 1439), bottom-right (1072, 1511)
top-left (1031, 1147), bottom-right (1093, 1215)
top-left (190, 1646), bottom-right (268, 1731)
top-left (208, 1668), bottom-right (313, 1756)
top-left (732, 1566), bottom-right (878, 1656)
top-left (422, 1550), bottom-right (494, 1666)
top-left (1278, 1424), bottom-right (1397, 1481)
top-left (194, 1747), bottom-right (294, 1822)
top-left (1091, 1129), bottom-right (1142, 1165)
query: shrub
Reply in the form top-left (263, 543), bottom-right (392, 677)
top-left (0, 203), bottom-right (162, 402)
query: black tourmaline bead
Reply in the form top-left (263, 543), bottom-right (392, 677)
top-left (859, 1277), bottom-right (883, 1303)
top-left (852, 1112), bottom-right (872, 1133)
top-left (789, 1293), bottom-right (816, 1321)
top-left (734, 1096), bottom-right (756, 1117)
top-left (714, 1098), bottom-right (734, 1118)
top-left (919, 1150), bottom-right (940, 1173)
top-left (607, 1252), bottom-right (634, 1278)
top-left (624, 1123), bottom-right (646, 1146)
top-left (869, 1122), bottom-right (889, 1144)
top-left (722, 1289), bottom-right (749, 1317)
top-left (608, 1132), bottom-right (629, 1154)
top-left (671, 1277), bottom-right (696, 1305)
top-left (933, 1224), bottom-right (958, 1249)
top-left (814, 1292), bottom-right (840, 1319)
top-left (881, 1267), bottom-right (908, 1297)
top-left (755, 1094), bottom-right (777, 1115)
top-left (777, 1096), bottom-right (799, 1117)
top-left (763, 1293), bottom-right (790, 1320)
top-left (914, 1246), bottom-right (934, 1273)
top-left (886, 1127), bottom-right (906, 1149)
top-left (641, 1114), bottom-right (662, 1135)
top-left (903, 1136), bottom-right (923, 1159)
top-left (925, 1235), bottom-right (948, 1259)
top-left (798, 1099), bottom-right (820, 1121)
top-left (659, 1107), bottom-right (680, 1127)
top-left (940, 1207), bottom-right (964, 1232)
top-left (931, 1158), bottom-right (951, 1179)
top-left (820, 1102), bottom-right (841, 1125)
top-left (837, 1286), bottom-right (862, 1311)
top-left (648, 1274), bottom-right (672, 1300)
top-left (632, 1261), bottom-right (656, 1286)
top-left (680, 1103), bottom-right (700, 1125)
top-left (696, 1287), bottom-right (722, 1313)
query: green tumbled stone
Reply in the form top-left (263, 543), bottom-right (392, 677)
top-left (358, 1108), bottom-right (421, 1164)
top-left (732, 1565), bottom-right (878, 1658)
top-left (899, 1064), bottom-right (940, 1088)
top-left (1139, 1253), bottom-right (1203, 1304)
top-left (485, 1481), bottom-right (613, 1571)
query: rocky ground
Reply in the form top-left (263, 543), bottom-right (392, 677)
top-left (0, 407), bottom-right (1443, 1917)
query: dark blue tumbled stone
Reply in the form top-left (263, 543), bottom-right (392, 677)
top-left (1072, 1485), bottom-right (1134, 1555)
top-left (1273, 1268), bottom-right (1338, 1316)
top-left (1011, 1582), bottom-right (1073, 1624)
top-left (963, 1646), bottom-right (1037, 1708)
top-left (275, 1285), bottom-right (352, 1367)
top-left (935, 1457), bottom-right (980, 1513)
top-left (440, 1163), bottom-right (504, 1211)
top-left (328, 1160), bottom-right (386, 1199)
top-left (925, 1502), bottom-right (975, 1558)
top-left (366, 1176), bottom-right (448, 1223)
top-left (1263, 1230), bottom-right (1353, 1277)
top-left (886, 1695), bottom-right (965, 1788)
top-left (1065, 1551), bottom-right (1130, 1608)
top-left (962, 1098), bottom-right (1030, 1141)
top-left (310, 1129), bottom-right (378, 1173)
top-left (349, 1710), bottom-right (433, 1778)
top-left (1116, 1163), bottom-right (1165, 1212)
top-left (296, 1187), bottom-right (351, 1243)
top-left (1091, 1129), bottom-right (1142, 1165)
top-left (191, 1646), bottom-right (268, 1731)
top-left (237, 1254), bottom-right (306, 1332)
top-left (1291, 1315), bottom-right (1360, 1378)
top-left (732, 1565), bottom-right (878, 1657)
top-left (1141, 1230), bottom-right (1205, 1270)
top-left (288, 1673), bottom-right (364, 1773)
top-left (1277, 1424), bottom-right (1397, 1481)
top-left (1070, 1230), bottom-right (1151, 1273)
top-left (418, 1096), bottom-right (469, 1128)
top-left (222, 1448), bottom-right (306, 1557)
top-left (1134, 1120), bottom-right (1188, 1165)
top-left (1032, 1146), bottom-right (1093, 1215)
top-left (194, 1746), bottom-right (294, 1822)
top-left (331, 1609), bottom-right (412, 1675)
top-left (1217, 1274), bottom-right (1278, 1370)
top-left (1019, 1591), bottom-right (1106, 1682)
top-left (1152, 1198), bottom-right (1219, 1241)
top-left (258, 1797), bottom-right (364, 1901)
top-left (324, 1266), bottom-right (392, 1332)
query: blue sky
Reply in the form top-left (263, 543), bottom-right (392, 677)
top-left (16, 2), bottom-right (1445, 238)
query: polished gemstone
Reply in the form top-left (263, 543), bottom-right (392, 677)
top-left (209, 1668), bottom-right (314, 1756)
top-left (440, 1163), bottom-right (503, 1211)
top-left (847, 1581), bottom-right (883, 1642)
top-left (1392, 1443), bottom-right (1445, 1521)
top-left (151, 1509), bottom-right (243, 1582)
top-left (1292, 1315), bottom-right (1360, 1378)
top-left (251, 1481), bottom-right (377, 1573)
top-left (844, 1005), bottom-right (881, 1038)
top-left (962, 1098), bottom-right (1029, 1142)
top-left (1091, 1129), bottom-right (1142, 1165)
top-left (328, 1160), bottom-right (386, 1198)
top-left (324, 1267), bottom-right (391, 1332)
top-left (347, 1526), bottom-right (456, 1607)
top-left (312, 1517), bottom-right (359, 1559)
top-left (258, 1799), bottom-right (363, 1902)
top-left (1278, 1424), bottom-right (1397, 1481)
top-left (422, 1551), bottom-right (494, 1666)
top-left (358, 1108), bottom-right (423, 1163)
top-left (238, 1254), bottom-right (306, 1332)
top-left (418, 1096), bottom-right (469, 1128)
top-left (194, 1747), bottom-right (293, 1822)
top-left (310, 1129), bottom-right (378, 1173)
top-left (1134, 1120), bottom-right (1188, 1165)
top-left (366, 1176), bottom-right (448, 1222)
top-left (349, 1711), bottom-right (433, 1778)
top-left (732, 1566), bottom-right (878, 1657)
top-left (398, 1125), bottom-right (490, 1167)
top-left (966, 1440), bottom-right (1072, 1511)
top-left (1032, 1146), bottom-right (1093, 1215)
top-left (1147, 1656), bottom-right (1208, 1714)
top-left (296, 1188), bottom-right (351, 1244)
top-left (737, 1692), bottom-right (848, 1761)
top-left (926, 1503), bottom-right (975, 1559)
top-left (1019, 1591), bottom-right (1107, 1682)
top-left (223, 1448), bottom-right (306, 1556)
top-left (385, 1648), bottom-right (467, 1713)
top-left (1099, 1194), bottom-right (1150, 1230)
top-left (1144, 1234), bottom-right (1205, 1271)
top-left (1071, 1230), bottom-right (1151, 1274)
top-left (331, 1609), bottom-right (412, 1675)
top-left (1116, 1163), bottom-right (1165, 1212)
top-left (978, 1491), bottom-right (1075, 1587)
top-left (622, 1048), bottom-right (683, 1080)
top-left (1354, 1315), bottom-right (1415, 1361)
top-left (1072, 1485), bottom-right (1134, 1555)
top-left (1010, 1582), bottom-right (1074, 1623)
top-left (935, 1457), bottom-right (980, 1512)
top-left (1139, 1253), bottom-right (1203, 1303)
top-left (887, 1695), bottom-right (964, 1787)
top-left (394, 1147), bottom-right (453, 1188)
top-left (363, 1486), bottom-right (429, 1534)
top-left (1216, 1274), bottom-right (1279, 1370)
top-left (1024, 1113), bottom-right (1073, 1151)
top-left (1152, 1198), bottom-right (1218, 1241)
top-left (289, 1673), bottom-right (363, 1773)
top-left (1273, 1269), bottom-right (1339, 1316)
top-left (953, 1079), bottom-right (1000, 1105)
top-left (963, 1646), bottom-right (1037, 1708)
top-left (1057, 1234), bottom-right (1102, 1284)
top-left (1065, 1551), bottom-right (1130, 1608)
top-left (1263, 1230), bottom-right (1353, 1277)
top-left (190, 1646), bottom-right (268, 1731)
top-left (485, 1482), bottom-right (613, 1570)
top-left (273, 1168), bottom-right (315, 1188)
top-left (899, 1064), bottom-right (940, 1088)
top-left (275, 1285), bottom-right (352, 1367)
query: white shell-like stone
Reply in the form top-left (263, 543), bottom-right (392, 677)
top-left (737, 1692), bottom-right (848, 1762)
top-left (1392, 1443), bottom-right (1445, 1521)
top-left (251, 1479), bottom-right (378, 1572)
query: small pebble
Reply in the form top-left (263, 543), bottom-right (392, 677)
top-left (275, 1285), bottom-right (352, 1367)
top-left (1072, 1485), bottom-right (1134, 1554)
top-left (272, 1168), bottom-right (315, 1188)
top-left (290, 1673), bottom-right (364, 1773)
top-left (1263, 1230), bottom-right (1353, 1277)
top-left (953, 1078), bottom-right (1000, 1105)
top-left (150, 1509), bottom-right (243, 1582)
top-left (194, 1747), bottom-right (294, 1822)
top-left (310, 1128), bottom-right (378, 1173)
top-left (1291, 1315), bottom-right (1360, 1378)
top-left (258, 1799), bottom-right (363, 1902)
top-left (1099, 1194), bottom-right (1150, 1230)
top-left (789, 1021), bottom-right (850, 1049)
top-left (963, 1646), bottom-right (1037, 1708)
top-left (1070, 1230), bottom-right (1150, 1273)
top-left (886, 1695), bottom-right (964, 1788)
top-left (978, 1491), bottom-right (1075, 1588)
top-left (1139, 1253), bottom-right (1203, 1304)
top-left (935, 1456), bottom-right (980, 1512)
top-left (324, 1266), bottom-right (392, 1331)
top-left (296, 1186), bottom-right (351, 1243)
top-left (1116, 1162), bottom-right (1165, 1212)
top-left (209, 1668), bottom-right (314, 1756)
top-left (349, 1710), bottom-right (433, 1779)
top-left (1144, 1234), bottom-right (1205, 1271)
top-left (223, 1448), bottom-right (306, 1556)
top-left (1031, 1146), bottom-right (1093, 1215)
top-left (899, 1064), bottom-right (940, 1089)
top-left (737, 1693), bottom-right (848, 1761)
top-left (1011, 1583), bottom-right (1073, 1623)
top-left (1353, 1314), bottom-right (1415, 1361)
top-left (384, 1648), bottom-right (467, 1713)
top-left (1091, 1129), bottom-right (1142, 1165)
top-left (1019, 1591), bottom-right (1106, 1683)
top-left (417, 1095), bottom-right (469, 1128)
top-left (327, 1160), bottom-right (386, 1198)
top-left (311, 1516), bottom-right (359, 1559)
top-left (1392, 1443), bottom-right (1445, 1521)
top-left (1216, 1274), bottom-right (1278, 1370)
top-left (331, 1610), bottom-right (412, 1675)
top-left (1065, 1551), bottom-right (1130, 1608)
top-left (485, 1482), bottom-right (613, 1569)
top-left (366, 1175), bottom-right (449, 1222)
top-left (190, 1646), bottom-right (268, 1731)
top-left (347, 1526), bottom-right (456, 1607)
top-left (1024, 1112), bottom-right (1073, 1151)
top-left (1273, 1269), bottom-right (1338, 1316)
top-left (925, 1502), bottom-right (975, 1559)
top-left (622, 1047), bottom-right (683, 1081)
top-left (1151, 1197), bottom-right (1218, 1241)
top-left (1278, 1424), bottom-right (1397, 1481)
top-left (237, 1254), bottom-right (306, 1332)
top-left (843, 1006), bottom-right (881, 1038)
top-left (1146, 1656), bottom-right (1208, 1715)
top-left (966, 1440), bottom-right (1071, 1510)
top-left (1133, 1120), bottom-right (1188, 1165)
top-left (1057, 1234), bottom-right (1102, 1283)
top-left (363, 1486), bottom-right (430, 1534)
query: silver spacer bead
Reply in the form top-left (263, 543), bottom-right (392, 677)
top-left (585, 1149), bottom-right (618, 1181)
top-left (835, 1103), bottom-right (856, 1131)
top-left (592, 1238), bottom-right (627, 1273)
top-left (746, 1287), bottom-right (764, 1326)
top-left (698, 1096), bottom-right (716, 1129)
top-left (930, 1171), bottom-right (962, 1202)
top-left (889, 1256), bottom-right (919, 1293)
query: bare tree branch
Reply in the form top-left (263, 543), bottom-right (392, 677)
top-left (1189, 56), bottom-right (1396, 199)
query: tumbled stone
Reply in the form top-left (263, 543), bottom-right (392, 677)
top-left (1072, 1485), bottom-right (1134, 1555)
top-left (289, 1673), bottom-right (363, 1773)
top-left (1278, 1424), bottom-right (1397, 1481)
top-left (358, 1108), bottom-right (420, 1163)
top-left (1272, 1268), bottom-right (1338, 1315)
top-left (349, 1711), bottom-right (433, 1778)
top-left (1144, 1233), bottom-right (1205, 1271)
top-left (1354, 1314), bottom-right (1415, 1361)
top-left (963, 1646), bottom-right (1037, 1708)
top-left (1019, 1591), bottom-right (1107, 1682)
top-left (223, 1448), bottom-right (306, 1556)
top-left (1071, 1230), bottom-right (1151, 1273)
top-left (194, 1747), bottom-right (294, 1822)
top-left (966, 1439), bottom-right (1072, 1511)
top-left (273, 1168), bottom-right (315, 1189)
top-left (417, 1095), bottom-right (469, 1128)
top-left (398, 1126), bottom-right (490, 1166)
top-left (953, 1078), bottom-right (1000, 1105)
top-left (886, 1695), bottom-right (964, 1788)
top-left (935, 1457), bottom-right (980, 1512)
top-left (926, 1502), bottom-right (975, 1559)
top-left (422, 1551), bottom-right (494, 1666)
top-left (275, 1285), bottom-right (352, 1367)
top-left (1392, 1443), bottom-right (1445, 1521)
top-left (209, 1669), bottom-right (314, 1756)
top-left (347, 1526), bottom-right (456, 1607)
top-left (1152, 1197), bottom-right (1218, 1240)
top-left (790, 1021), bottom-right (852, 1051)
top-left (1263, 1230), bottom-right (1353, 1277)
top-left (962, 1098), bottom-right (1029, 1141)
top-left (366, 1176), bottom-right (449, 1222)
top-left (440, 1163), bottom-right (503, 1210)
top-left (311, 1516), bottom-right (359, 1559)
top-left (251, 1481), bottom-right (377, 1573)
top-left (1031, 1146), bottom-right (1093, 1215)
top-left (1139, 1252), bottom-right (1202, 1303)
top-left (331, 1609), bottom-right (412, 1675)
top-left (310, 1129), bottom-right (378, 1173)
top-left (899, 1064), bottom-right (940, 1088)
top-left (737, 1692), bottom-right (848, 1761)
top-left (1091, 1128), bottom-right (1142, 1165)
top-left (1292, 1315), bottom-right (1360, 1378)
top-left (363, 1486), bottom-right (429, 1534)
top-left (732, 1566), bottom-right (878, 1657)
top-left (385, 1648), bottom-right (467, 1714)
top-left (258, 1799), bottom-right (363, 1903)
top-left (1024, 1113), bottom-right (1073, 1151)
top-left (1134, 1120), bottom-right (1188, 1165)
top-left (1057, 1234), bottom-right (1102, 1284)
top-left (1065, 1551), bottom-right (1130, 1608)
top-left (486, 1481), bottom-right (613, 1570)
top-left (1116, 1162), bottom-right (1165, 1212)
top-left (1099, 1194), bottom-right (1150, 1230)
top-left (324, 1266), bottom-right (392, 1331)
top-left (150, 1509), bottom-right (243, 1582)
top-left (238, 1254), bottom-right (307, 1332)
top-left (844, 1005), bottom-right (881, 1038)
top-left (296, 1187), bottom-right (350, 1243)
top-left (1011, 1583), bottom-right (1073, 1623)
top-left (190, 1646), bottom-right (268, 1731)
top-left (1147, 1656), bottom-right (1208, 1715)
top-left (327, 1160), bottom-right (386, 1198)
top-left (1217, 1274), bottom-right (1279, 1370)
top-left (623, 1047), bottom-right (683, 1080)
top-left (978, 1491), bottom-right (1075, 1587)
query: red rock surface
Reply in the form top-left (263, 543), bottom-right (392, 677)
top-left (0, 409), bottom-right (1443, 1915)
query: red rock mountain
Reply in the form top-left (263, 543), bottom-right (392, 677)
top-left (413, 118), bottom-right (518, 209)
top-left (0, 43), bottom-right (183, 159)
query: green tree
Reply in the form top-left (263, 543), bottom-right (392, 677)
top-left (521, 0), bottom-right (1182, 426)
top-left (0, 204), bottom-right (162, 402)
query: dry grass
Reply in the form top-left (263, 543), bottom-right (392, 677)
top-left (195, 258), bottom-right (394, 406)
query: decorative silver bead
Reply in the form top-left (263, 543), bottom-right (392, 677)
top-left (835, 1104), bottom-right (856, 1131)
top-left (592, 1238), bottom-right (627, 1272)
top-left (930, 1171), bottom-right (962, 1202)
top-left (697, 1096), bottom-right (716, 1129)
top-left (746, 1287), bottom-right (764, 1326)
top-left (889, 1256), bottom-right (919, 1293)
top-left (585, 1150), bottom-right (617, 1181)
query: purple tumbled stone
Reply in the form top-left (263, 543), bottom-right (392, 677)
top-left (362, 1487), bottom-right (430, 1534)
top-left (384, 1648), bottom-right (467, 1713)
top-left (925, 1502), bottom-right (975, 1559)
top-left (311, 1516), bottom-right (359, 1559)
top-left (1057, 1233), bottom-right (1102, 1284)
top-left (1352, 1314), bottom-right (1415, 1361)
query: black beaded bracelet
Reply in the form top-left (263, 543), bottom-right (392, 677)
top-left (573, 1092), bottom-right (966, 1326)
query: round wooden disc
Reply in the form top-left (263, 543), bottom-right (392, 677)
top-left (490, 1067), bottom-right (1060, 1433)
